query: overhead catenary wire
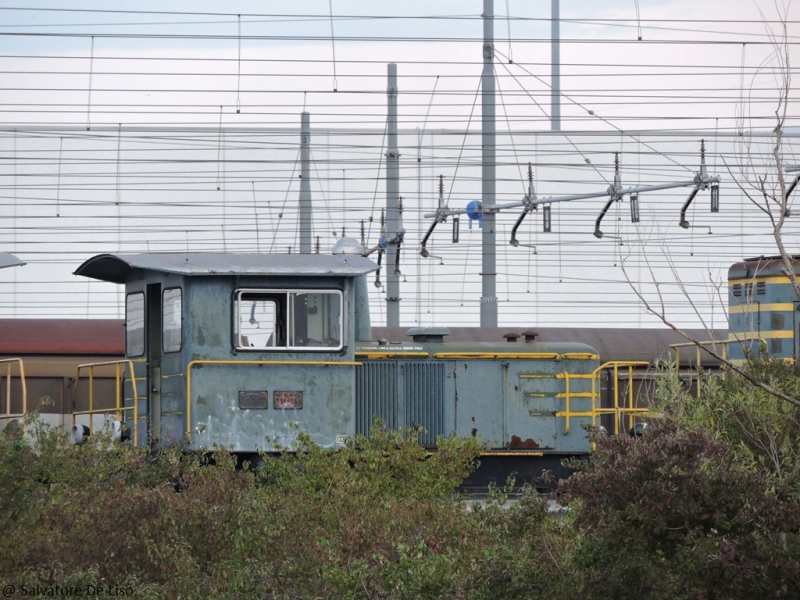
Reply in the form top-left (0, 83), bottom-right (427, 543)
top-left (0, 3), bottom-right (797, 327)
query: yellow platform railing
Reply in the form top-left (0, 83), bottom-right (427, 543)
top-left (71, 359), bottom-right (140, 444)
top-left (670, 339), bottom-right (730, 371)
top-left (670, 339), bottom-right (738, 397)
top-left (1, 357), bottom-right (27, 423)
top-left (556, 361), bottom-right (651, 435)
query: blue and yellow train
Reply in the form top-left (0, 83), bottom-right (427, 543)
top-left (728, 255), bottom-right (800, 364)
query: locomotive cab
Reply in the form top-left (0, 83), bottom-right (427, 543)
top-left (74, 251), bottom-right (378, 453)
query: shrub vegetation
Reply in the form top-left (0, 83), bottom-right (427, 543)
top-left (2, 359), bottom-right (800, 599)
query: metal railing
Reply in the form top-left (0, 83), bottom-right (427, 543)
top-left (670, 338), bottom-right (740, 396)
top-left (556, 361), bottom-right (651, 436)
top-left (1, 357), bottom-right (27, 422)
top-left (70, 359), bottom-right (140, 444)
top-left (670, 339), bottom-right (730, 371)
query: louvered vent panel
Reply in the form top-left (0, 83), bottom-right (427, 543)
top-left (355, 362), bottom-right (397, 435)
top-left (403, 362), bottom-right (446, 446)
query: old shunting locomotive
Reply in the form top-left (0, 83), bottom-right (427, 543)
top-left (4, 239), bottom-right (647, 486)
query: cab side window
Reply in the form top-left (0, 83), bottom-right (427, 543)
top-left (235, 289), bottom-right (342, 351)
top-left (126, 292), bottom-right (145, 357)
top-left (163, 287), bottom-right (182, 353)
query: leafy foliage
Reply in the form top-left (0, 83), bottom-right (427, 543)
top-left (559, 417), bottom-right (800, 598)
top-left (662, 357), bottom-right (800, 497)
top-left (4, 366), bottom-right (800, 600)
top-left (0, 420), bottom-right (573, 599)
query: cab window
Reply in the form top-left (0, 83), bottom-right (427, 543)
top-left (126, 292), bottom-right (145, 357)
top-left (235, 289), bottom-right (343, 351)
top-left (163, 287), bottom-right (182, 353)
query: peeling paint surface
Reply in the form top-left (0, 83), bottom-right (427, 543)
top-left (191, 363), bottom-right (354, 451)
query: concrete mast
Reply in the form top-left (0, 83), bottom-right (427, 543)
top-left (481, 0), bottom-right (498, 327)
top-left (551, 0), bottom-right (561, 131)
top-left (386, 63), bottom-right (401, 326)
top-left (299, 111), bottom-right (312, 253)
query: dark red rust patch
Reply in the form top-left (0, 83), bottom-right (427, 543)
top-left (507, 435), bottom-right (539, 449)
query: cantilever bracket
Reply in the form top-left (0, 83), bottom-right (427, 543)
top-left (679, 186), bottom-right (700, 229)
top-left (421, 174), bottom-right (449, 257)
top-left (391, 231), bottom-right (404, 275)
top-left (594, 195), bottom-right (619, 239)
top-left (510, 196), bottom-right (537, 247)
top-left (788, 172), bottom-right (800, 199)
top-left (510, 163), bottom-right (538, 247)
top-left (595, 153), bottom-right (623, 239)
top-left (374, 248), bottom-right (384, 287)
top-left (420, 215), bottom-right (445, 257)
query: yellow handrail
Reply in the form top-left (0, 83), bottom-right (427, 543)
top-left (670, 339), bottom-right (730, 371)
top-left (591, 361), bottom-right (650, 434)
top-left (1, 358), bottom-right (27, 420)
top-left (71, 359), bottom-right (139, 444)
top-left (670, 339), bottom-right (734, 395)
top-left (556, 361), bottom-right (650, 436)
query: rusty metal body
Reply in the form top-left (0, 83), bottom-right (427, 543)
top-left (355, 338), bottom-right (610, 453)
top-left (1, 251), bottom-right (691, 487)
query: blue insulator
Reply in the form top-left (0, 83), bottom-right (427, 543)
top-left (379, 233), bottom-right (387, 249)
top-left (466, 201), bottom-right (483, 229)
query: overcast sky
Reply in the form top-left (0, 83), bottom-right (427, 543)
top-left (0, 1), bottom-right (798, 329)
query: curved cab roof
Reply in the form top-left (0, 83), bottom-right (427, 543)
top-left (74, 252), bottom-right (379, 284)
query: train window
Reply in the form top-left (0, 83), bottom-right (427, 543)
top-left (237, 294), bottom-right (281, 348)
top-left (163, 288), bottom-right (182, 353)
top-left (235, 289), bottom-right (343, 351)
top-left (126, 292), bottom-right (145, 357)
top-left (292, 292), bottom-right (342, 348)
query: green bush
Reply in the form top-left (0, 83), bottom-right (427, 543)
top-left (1, 420), bottom-right (570, 599)
top-left (662, 357), bottom-right (800, 498)
top-left (560, 419), bottom-right (800, 599)
top-left (8, 370), bottom-right (799, 600)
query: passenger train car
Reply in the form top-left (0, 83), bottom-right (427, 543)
top-left (728, 255), bottom-right (800, 364)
